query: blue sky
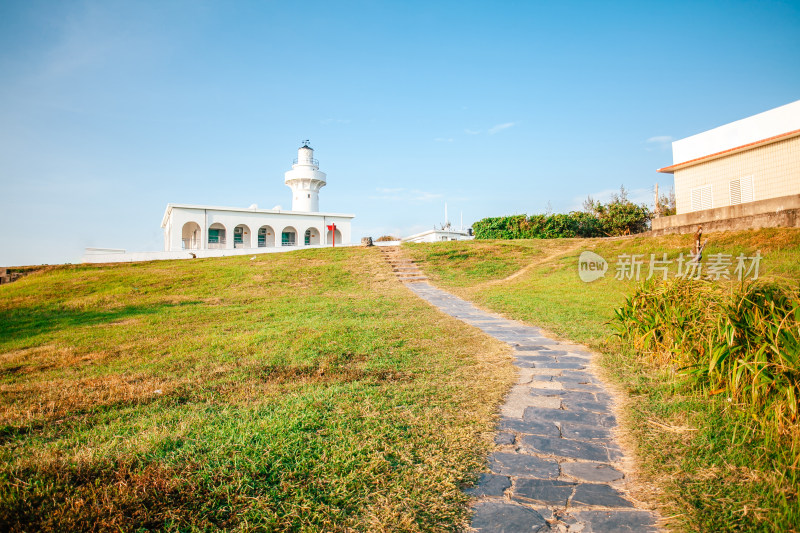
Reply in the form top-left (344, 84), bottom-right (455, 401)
top-left (1, 0), bottom-right (798, 265)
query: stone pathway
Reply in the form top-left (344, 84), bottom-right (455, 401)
top-left (405, 282), bottom-right (661, 533)
top-left (379, 246), bottom-right (428, 282)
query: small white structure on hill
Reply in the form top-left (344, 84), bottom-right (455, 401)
top-left (403, 227), bottom-right (473, 243)
top-left (403, 204), bottom-right (474, 243)
top-left (162, 142), bottom-right (354, 252)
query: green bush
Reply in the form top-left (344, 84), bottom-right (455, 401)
top-left (592, 200), bottom-right (651, 236)
top-left (473, 188), bottom-right (650, 239)
top-left (472, 208), bottom-right (647, 239)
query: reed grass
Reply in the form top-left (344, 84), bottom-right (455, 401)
top-left (613, 279), bottom-right (800, 471)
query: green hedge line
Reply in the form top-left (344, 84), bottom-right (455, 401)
top-left (473, 201), bottom-right (651, 239)
top-left (472, 213), bottom-right (601, 239)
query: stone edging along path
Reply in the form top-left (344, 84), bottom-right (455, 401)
top-left (404, 281), bottom-right (662, 533)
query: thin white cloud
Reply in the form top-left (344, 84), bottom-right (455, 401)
top-left (376, 187), bottom-right (404, 193)
top-left (644, 135), bottom-right (673, 151)
top-left (489, 122), bottom-right (515, 135)
top-left (369, 193), bottom-right (403, 201)
top-left (464, 129), bottom-right (480, 135)
top-left (412, 190), bottom-right (444, 202)
top-left (434, 137), bottom-right (454, 142)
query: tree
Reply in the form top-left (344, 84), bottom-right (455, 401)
top-left (657, 188), bottom-right (677, 216)
top-left (584, 185), bottom-right (651, 236)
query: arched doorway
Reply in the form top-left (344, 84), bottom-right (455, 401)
top-left (208, 223), bottom-right (227, 249)
top-left (257, 225), bottom-right (275, 247)
top-left (304, 227), bottom-right (321, 245)
top-left (281, 226), bottom-right (297, 246)
top-left (326, 227), bottom-right (342, 246)
top-left (181, 222), bottom-right (201, 250)
top-left (233, 224), bottom-right (251, 249)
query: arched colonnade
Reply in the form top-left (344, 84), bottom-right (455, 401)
top-left (181, 222), bottom-right (326, 250)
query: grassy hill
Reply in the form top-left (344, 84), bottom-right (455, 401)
top-left (5, 230), bottom-right (798, 531)
top-left (407, 228), bottom-right (800, 532)
top-left (0, 248), bottom-right (514, 531)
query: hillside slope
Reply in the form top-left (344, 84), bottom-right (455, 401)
top-left (0, 248), bottom-right (514, 531)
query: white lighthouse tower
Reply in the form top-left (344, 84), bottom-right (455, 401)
top-left (284, 140), bottom-right (327, 212)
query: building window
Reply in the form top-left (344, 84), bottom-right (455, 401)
top-left (690, 184), bottom-right (713, 212)
top-left (730, 176), bottom-right (754, 205)
top-left (282, 231), bottom-right (296, 246)
top-left (207, 226), bottom-right (226, 249)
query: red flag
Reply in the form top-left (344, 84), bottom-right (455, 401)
top-left (326, 224), bottom-right (336, 247)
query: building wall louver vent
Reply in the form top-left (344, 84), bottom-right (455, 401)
top-left (730, 176), bottom-right (754, 205)
top-left (691, 184), bottom-right (713, 211)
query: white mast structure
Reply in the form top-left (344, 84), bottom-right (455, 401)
top-left (284, 140), bottom-right (327, 212)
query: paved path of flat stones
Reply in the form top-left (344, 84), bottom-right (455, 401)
top-left (406, 282), bottom-right (660, 533)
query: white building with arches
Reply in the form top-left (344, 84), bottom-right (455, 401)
top-left (82, 142), bottom-right (354, 263)
top-left (162, 142), bottom-right (353, 253)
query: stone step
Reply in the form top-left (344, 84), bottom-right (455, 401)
top-left (378, 248), bottom-right (427, 283)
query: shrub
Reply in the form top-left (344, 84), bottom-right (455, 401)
top-left (583, 186), bottom-right (652, 236)
top-left (612, 278), bottom-right (800, 438)
top-left (473, 187), bottom-right (651, 239)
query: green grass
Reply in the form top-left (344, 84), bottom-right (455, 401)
top-left (404, 239), bottom-right (579, 287)
top-left (408, 228), bottom-right (800, 532)
top-left (0, 248), bottom-right (514, 531)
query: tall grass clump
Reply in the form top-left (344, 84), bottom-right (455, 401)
top-left (613, 278), bottom-right (800, 457)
